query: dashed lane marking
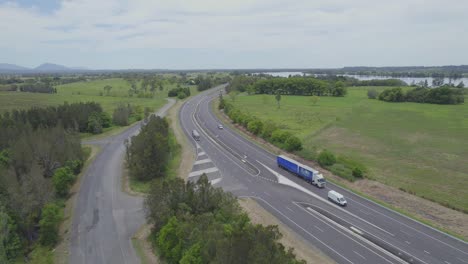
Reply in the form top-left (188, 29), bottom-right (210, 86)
top-left (188, 167), bottom-right (219, 178)
top-left (194, 158), bottom-right (212, 165)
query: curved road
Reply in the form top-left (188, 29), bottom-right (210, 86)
top-left (180, 86), bottom-right (468, 264)
top-left (70, 99), bottom-right (175, 264)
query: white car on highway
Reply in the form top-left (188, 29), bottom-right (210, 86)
top-left (328, 190), bottom-right (347, 206)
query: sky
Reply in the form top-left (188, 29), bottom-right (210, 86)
top-left (0, 0), bottom-right (467, 69)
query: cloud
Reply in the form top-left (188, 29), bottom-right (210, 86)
top-left (0, 0), bottom-right (467, 68)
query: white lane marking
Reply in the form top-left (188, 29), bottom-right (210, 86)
top-left (424, 250), bottom-right (430, 254)
top-left (198, 151), bottom-right (206, 156)
top-left (286, 206), bottom-right (294, 212)
top-left (194, 158), bottom-right (211, 165)
top-left (405, 241), bottom-right (411, 245)
top-left (360, 209), bottom-right (371, 215)
top-left (258, 161), bottom-right (395, 237)
top-left (209, 178), bottom-right (222, 186)
top-left (205, 97), bottom-right (276, 162)
top-left (445, 261), bottom-right (451, 264)
top-left (353, 251), bottom-right (366, 260)
top-left (264, 191), bottom-right (272, 197)
top-left (400, 229), bottom-right (413, 237)
top-left (458, 257), bottom-right (468, 263)
top-left (196, 142), bottom-right (200, 148)
top-left (300, 205), bottom-right (403, 264)
top-left (342, 192), bottom-right (468, 255)
top-left (314, 225), bottom-right (324, 232)
top-left (245, 196), bottom-right (356, 264)
top-left (188, 167), bottom-right (219, 178)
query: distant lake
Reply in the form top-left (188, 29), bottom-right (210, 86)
top-left (257, 72), bottom-right (467, 87)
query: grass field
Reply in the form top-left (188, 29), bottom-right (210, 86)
top-left (0, 78), bottom-right (196, 115)
top-left (231, 87), bottom-right (468, 212)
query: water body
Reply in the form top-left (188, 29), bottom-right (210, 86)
top-left (258, 72), bottom-right (467, 86)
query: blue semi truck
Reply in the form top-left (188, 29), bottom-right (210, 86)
top-left (277, 155), bottom-right (326, 188)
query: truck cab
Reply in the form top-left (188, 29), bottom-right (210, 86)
top-left (313, 173), bottom-right (326, 188)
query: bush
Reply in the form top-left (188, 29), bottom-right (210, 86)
top-left (65, 159), bottom-right (83, 175)
top-left (352, 167), bottom-right (364, 178)
top-left (367, 89), bottom-right (378, 99)
top-left (113, 104), bottom-right (131, 126)
top-left (247, 119), bottom-right (263, 135)
top-left (271, 130), bottom-right (292, 143)
top-left (378, 87), bottom-right (405, 102)
top-left (177, 91), bottom-right (187, 99)
top-left (52, 167), bottom-right (75, 197)
top-left (285, 136), bottom-right (302, 151)
top-left (260, 120), bottom-right (277, 139)
top-left (39, 203), bottom-right (63, 247)
top-left (87, 112), bottom-right (103, 134)
top-left (317, 150), bottom-right (336, 167)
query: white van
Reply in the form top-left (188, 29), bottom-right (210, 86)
top-left (328, 190), bottom-right (347, 206)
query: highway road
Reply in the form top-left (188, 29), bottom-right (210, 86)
top-left (69, 99), bottom-right (175, 264)
top-left (180, 85), bottom-right (468, 264)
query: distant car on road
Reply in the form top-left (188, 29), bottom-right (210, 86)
top-left (217, 124), bottom-right (224, 129)
top-left (328, 190), bottom-right (347, 206)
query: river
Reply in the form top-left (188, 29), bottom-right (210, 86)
top-left (258, 72), bottom-right (467, 87)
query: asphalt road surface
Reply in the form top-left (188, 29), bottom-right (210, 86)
top-left (69, 99), bottom-right (175, 264)
top-left (180, 85), bottom-right (468, 264)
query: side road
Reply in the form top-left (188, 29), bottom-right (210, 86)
top-left (69, 99), bottom-right (175, 264)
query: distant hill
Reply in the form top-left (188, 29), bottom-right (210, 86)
top-left (0, 63), bottom-right (90, 73)
top-left (0, 63), bottom-right (30, 71)
top-left (34, 63), bottom-right (72, 72)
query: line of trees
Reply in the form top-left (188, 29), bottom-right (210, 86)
top-left (375, 86), bottom-right (465, 104)
top-left (126, 115), bottom-right (177, 181)
top-left (19, 83), bottom-right (56, 93)
top-left (0, 107), bottom-right (85, 262)
top-left (228, 76), bottom-right (347, 97)
top-left (220, 96), bottom-right (302, 152)
top-left (144, 174), bottom-right (305, 264)
top-left (1, 102), bottom-right (111, 134)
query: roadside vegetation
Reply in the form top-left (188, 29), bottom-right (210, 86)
top-left (0, 106), bottom-right (89, 263)
top-left (224, 75), bottom-right (468, 214)
top-left (144, 175), bottom-right (305, 264)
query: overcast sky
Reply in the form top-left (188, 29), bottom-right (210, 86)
top-left (1, 0), bottom-right (467, 69)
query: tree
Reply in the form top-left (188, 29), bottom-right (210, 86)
top-left (113, 104), bottom-right (130, 126)
top-left (318, 150), bottom-right (336, 167)
top-left (367, 89), bottom-right (378, 99)
top-left (352, 167), bottom-right (364, 178)
top-left (52, 167), bottom-right (75, 197)
top-left (229, 91), bottom-right (239, 102)
top-left (39, 203), bottom-right (63, 247)
top-left (456, 81), bottom-right (465, 88)
top-left (275, 89), bottom-right (281, 109)
top-left (103, 85), bottom-right (112, 96)
top-left (87, 112), bottom-right (103, 134)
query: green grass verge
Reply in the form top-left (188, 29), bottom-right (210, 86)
top-left (132, 237), bottom-right (150, 264)
top-left (230, 87), bottom-right (468, 213)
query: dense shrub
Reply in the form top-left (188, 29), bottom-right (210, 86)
top-left (52, 167), bottom-right (75, 197)
top-left (352, 167), bottom-right (364, 178)
top-left (271, 130), bottom-right (292, 143)
top-left (285, 136), bottom-right (302, 151)
top-left (39, 203), bottom-right (63, 247)
top-left (113, 104), bottom-right (131, 126)
top-left (318, 150), bottom-right (336, 167)
top-left (378, 87), bottom-right (405, 102)
top-left (378, 86), bottom-right (464, 105)
top-left (247, 119), bottom-right (263, 135)
top-left (367, 89), bottom-right (378, 99)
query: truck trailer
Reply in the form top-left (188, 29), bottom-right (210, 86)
top-left (277, 155), bottom-right (326, 188)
